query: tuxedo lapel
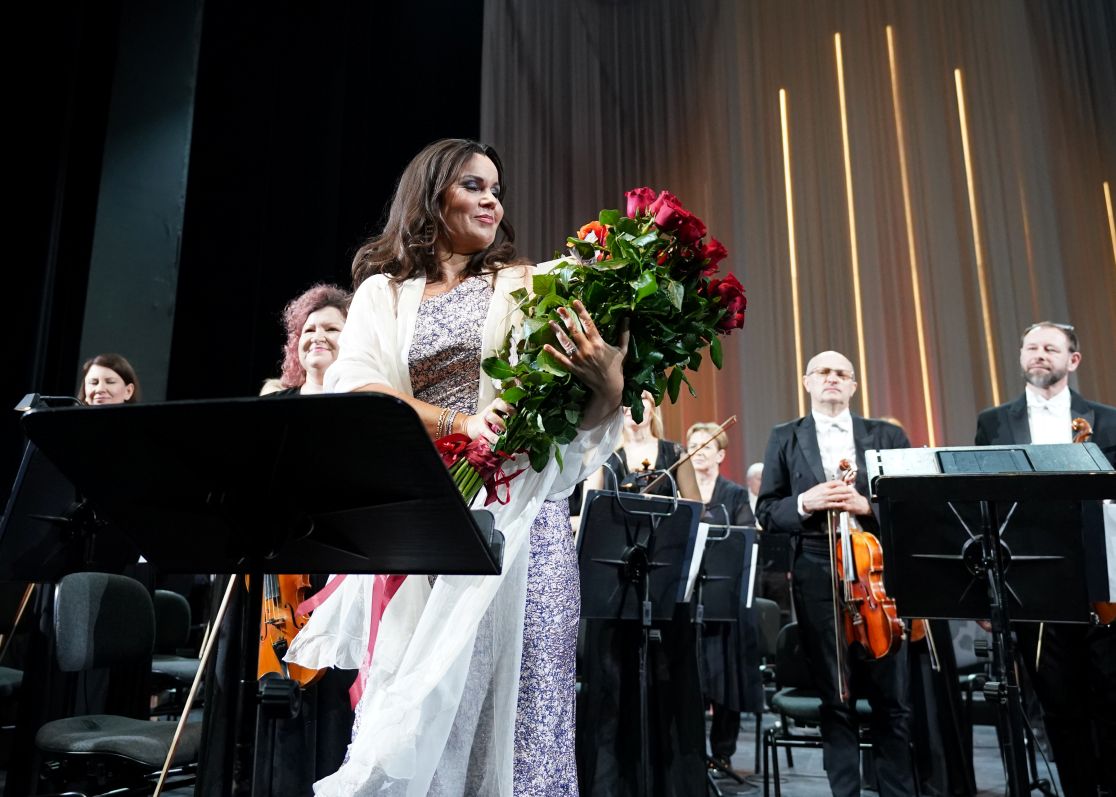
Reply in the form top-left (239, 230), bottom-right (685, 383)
top-left (852, 415), bottom-right (873, 494)
top-left (795, 417), bottom-right (827, 484)
top-left (1070, 389), bottom-right (1096, 434)
top-left (1007, 395), bottom-right (1031, 444)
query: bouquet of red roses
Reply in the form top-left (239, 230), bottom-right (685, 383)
top-left (443, 187), bottom-right (747, 504)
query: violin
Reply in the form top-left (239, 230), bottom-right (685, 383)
top-left (1073, 418), bottom-right (1116, 625)
top-left (254, 574), bottom-right (324, 686)
top-left (828, 459), bottom-right (903, 700)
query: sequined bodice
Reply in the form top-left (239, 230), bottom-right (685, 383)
top-left (408, 276), bottom-right (492, 415)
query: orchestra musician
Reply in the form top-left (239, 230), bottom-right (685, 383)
top-left (974, 321), bottom-right (1116, 796)
top-left (755, 349), bottom-right (916, 796)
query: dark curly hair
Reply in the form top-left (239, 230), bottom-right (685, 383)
top-left (350, 138), bottom-right (523, 289)
top-left (279, 284), bottom-right (352, 388)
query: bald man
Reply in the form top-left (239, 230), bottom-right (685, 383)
top-left (756, 350), bottom-right (915, 797)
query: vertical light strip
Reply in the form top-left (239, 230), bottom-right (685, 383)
top-left (779, 89), bottom-right (806, 417)
top-left (954, 68), bottom-right (1000, 406)
top-left (885, 26), bottom-right (936, 446)
top-left (1017, 173), bottom-right (1041, 320)
top-left (1105, 181), bottom-right (1116, 273)
top-left (834, 33), bottom-right (871, 417)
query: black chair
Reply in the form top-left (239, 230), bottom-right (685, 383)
top-left (761, 622), bottom-right (874, 797)
top-left (34, 572), bottom-right (201, 797)
top-left (150, 589), bottom-right (201, 718)
top-left (751, 596), bottom-right (781, 773)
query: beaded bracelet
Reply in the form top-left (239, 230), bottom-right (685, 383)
top-left (436, 407), bottom-right (450, 438)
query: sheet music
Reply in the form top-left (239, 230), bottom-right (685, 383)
top-left (1105, 500), bottom-right (1116, 598)
top-left (682, 522), bottom-right (712, 602)
top-left (745, 541), bottom-right (759, 609)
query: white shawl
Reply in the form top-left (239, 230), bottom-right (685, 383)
top-left (286, 263), bottom-right (621, 795)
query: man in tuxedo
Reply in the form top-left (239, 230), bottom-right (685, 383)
top-left (756, 350), bottom-right (915, 797)
top-left (974, 321), bottom-right (1116, 796)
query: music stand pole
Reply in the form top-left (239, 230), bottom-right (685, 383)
top-left (638, 557), bottom-right (652, 797)
top-left (979, 500), bottom-right (1031, 796)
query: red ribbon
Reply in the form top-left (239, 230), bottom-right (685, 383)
top-left (484, 463), bottom-right (526, 506)
top-left (347, 573), bottom-right (406, 709)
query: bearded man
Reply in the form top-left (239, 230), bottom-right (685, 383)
top-left (974, 321), bottom-right (1116, 797)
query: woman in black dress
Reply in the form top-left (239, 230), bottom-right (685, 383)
top-left (686, 422), bottom-right (763, 776)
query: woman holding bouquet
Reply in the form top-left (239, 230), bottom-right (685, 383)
top-left (286, 138), bottom-right (626, 796)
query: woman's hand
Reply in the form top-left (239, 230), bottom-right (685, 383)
top-left (463, 397), bottom-right (513, 444)
top-left (544, 300), bottom-right (629, 428)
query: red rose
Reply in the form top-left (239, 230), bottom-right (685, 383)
top-left (648, 190), bottom-right (682, 218)
top-left (651, 191), bottom-right (686, 229)
top-left (700, 238), bottom-right (728, 276)
top-left (674, 212), bottom-right (707, 245)
top-left (625, 187), bottom-right (657, 218)
top-left (706, 272), bottom-right (746, 331)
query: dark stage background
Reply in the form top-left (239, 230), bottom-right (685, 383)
top-left (7, 0), bottom-right (485, 503)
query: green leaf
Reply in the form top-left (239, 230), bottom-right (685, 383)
top-left (536, 349), bottom-right (569, 376)
top-left (688, 350), bottom-right (702, 371)
top-left (664, 279), bottom-right (684, 310)
top-left (529, 444), bottom-right (550, 472)
top-left (632, 232), bottom-right (659, 248)
top-left (679, 370), bottom-right (697, 397)
top-left (599, 208), bottom-right (621, 227)
top-left (500, 386), bottom-right (527, 404)
top-left (628, 395), bottom-right (645, 424)
top-left (632, 271), bottom-right (658, 302)
top-left (564, 407), bottom-right (581, 425)
top-left (709, 335), bottom-right (723, 369)
top-left (532, 274), bottom-right (556, 296)
top-left (482, 357), bottom-right (516, 380)
top-left (554, 446), bottom-right (564, 471)
top-left (667, 367), bottom-right (683, 403)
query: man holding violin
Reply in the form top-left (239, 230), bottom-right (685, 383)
top-left (974, 321), bottom-right (1116, 797)
top-left (756, 350), bottom-right (915, 797)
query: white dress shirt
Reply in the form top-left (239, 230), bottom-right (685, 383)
top-left (1026, 385), bottom-right (1073, 444)
top-left (798, 409), bottom-right (858, 517)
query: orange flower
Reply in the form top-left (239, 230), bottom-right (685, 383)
top-left (577, 221), bottom-right (609, 246)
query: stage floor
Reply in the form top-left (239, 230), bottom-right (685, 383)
top-left (711, 716), bottom-right (1062, 796)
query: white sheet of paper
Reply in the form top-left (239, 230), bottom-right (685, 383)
top-left (684, 522), bottom-right (712, 603)
top-left (1104, 499), bottom-right (1116, 598)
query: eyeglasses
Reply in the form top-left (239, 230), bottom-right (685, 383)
top-left (806, 367), bottom-right (855, 382)
top-left (1024, 322), bottom-right (1074, 334)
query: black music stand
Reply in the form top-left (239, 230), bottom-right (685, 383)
top-left (867, 442), bottom-right (1115, 797)
top-left (20, 393), bottom-right (504, 797)
top-left (578, 488), bottom-right (703, 797)
top-left (690, 524), bottom-right (757, 794)
top-left (0, 441), bottom-right (140, 581)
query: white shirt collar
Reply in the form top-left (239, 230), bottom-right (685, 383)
top-left (812, 409), bottom-right (853, 431)
top-left (1025, 385), bottom-right (1071, 411)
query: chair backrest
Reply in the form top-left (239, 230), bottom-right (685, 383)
top-left (152, 589), bottom-right (191, 653)
top-left (753, 597), bottom-right (782, 659)
top-left (53, 572), bottom-right (155, 672)
top-left (774, 622), bottom-right (815, 690)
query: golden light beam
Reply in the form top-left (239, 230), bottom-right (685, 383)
top-left (886, 26), bottom-right (936, 445)
top-left (835, 33), bottom-right (871, 416)
top-left (780, 88), bottom-right (806, 417)
top-left (954, 68), bottom-right (1000, 406)
top-left (1105, 181), bottom-right (1116, 274)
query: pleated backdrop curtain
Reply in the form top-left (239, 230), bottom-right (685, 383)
top-left (481, 0), bottom-right (1116, 477)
